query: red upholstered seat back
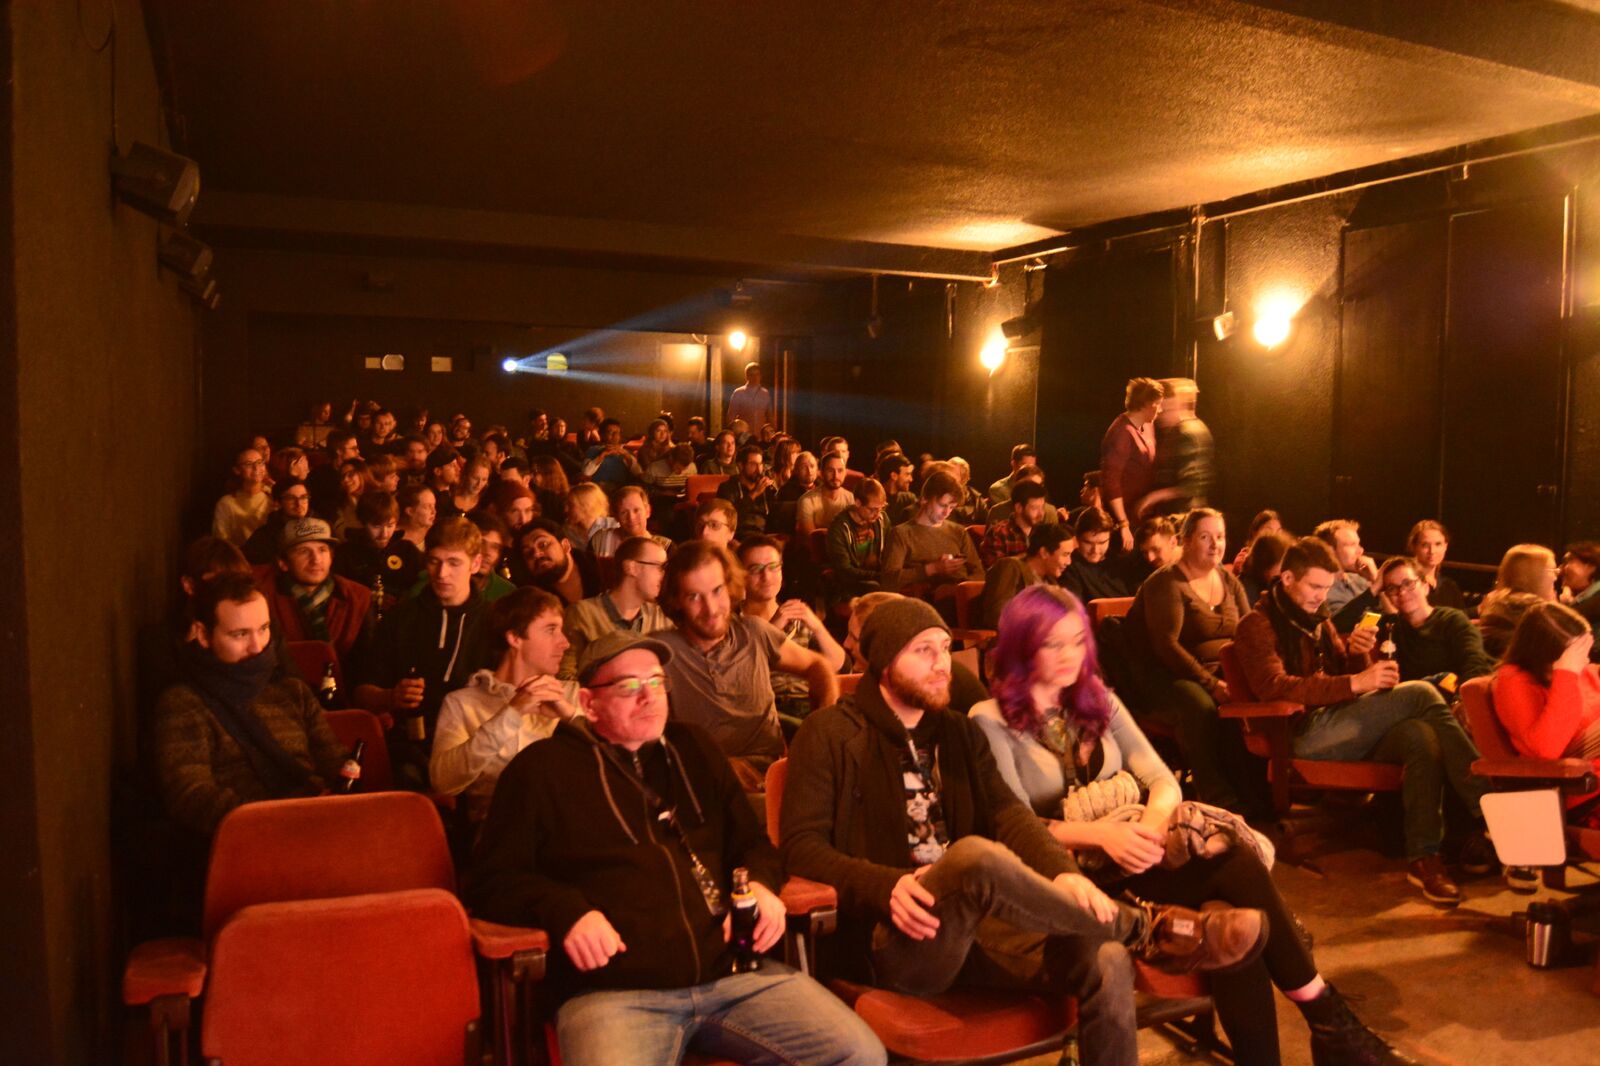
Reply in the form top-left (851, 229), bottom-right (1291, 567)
top-left (203, 792), bottom-right (454, 939)
top-left (953, 580), bottom-right (985, 629)
top-left (202, 888), bottom-right (478, 1066)
top-left (1088, 596), bottom-right (1134, 626)
top-left (1460, 676), bottom-right (1517, 759)
top-left (764, 758), bottom-right (789, 847)
top-left (686, 473), bottom-right (730, 503)
top-left (837, 672), bottom-right (864, 697)
top-left (1219, 642), bottom-right (1257, 701)
top-left (323, 709), bottom-right (393, 791)
top-left (286, 639), bottom-right (342, 689)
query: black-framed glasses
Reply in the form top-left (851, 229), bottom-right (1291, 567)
top-left (745, 561), bottom-right (782, 575)
top-left (589, 674), bottom-right (670, 697)
top-left (1384, 577), bottom-right (1420, 595)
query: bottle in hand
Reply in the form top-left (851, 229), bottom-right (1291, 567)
top-left (403, 665), bottom-right (427, 740)
top-left (729, 867), bottom-right (760, 973)
top-left (339, 740), bottom-right (365, 793)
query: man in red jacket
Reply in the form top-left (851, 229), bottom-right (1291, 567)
top-left (258, 516), bottom-right (372, 667)
top-left (1233, 537), bottom-right (1488, 906)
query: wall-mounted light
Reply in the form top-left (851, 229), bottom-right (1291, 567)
top-left (727, 329), bottom-right (749, 352)
top-left (1211, 311), bottom-right (1236, 341)
top-left (1252, 294), bottom-right (1300, 350)
top-left (980, 328), bottom-right (1008, 374)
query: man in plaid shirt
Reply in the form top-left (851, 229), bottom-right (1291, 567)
top-left (979, 481), bottom-right (1050, 570)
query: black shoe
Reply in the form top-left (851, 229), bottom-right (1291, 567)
top-left (1457, 832), bottom-right (1497, 877)
top-left (1301, 985), bottom-right (1419, 1066)
top-left (1504, 865), bottom-right (1540, 894)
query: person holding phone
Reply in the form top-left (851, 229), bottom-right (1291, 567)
top-left (1233, 537), bottom-right (1490, 906)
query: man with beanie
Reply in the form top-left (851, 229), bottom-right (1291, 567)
top-left (256, 516), bottom-right (372, 667)
top-left (469, 631), bottom-right (885, 1066)
top-left (154, 572), bottom-right (347, 838)
top-left (782, 598), bottom-right (1268, 1066)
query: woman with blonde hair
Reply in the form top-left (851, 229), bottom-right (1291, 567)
top-left (565, 482), bottom-right (620, 556)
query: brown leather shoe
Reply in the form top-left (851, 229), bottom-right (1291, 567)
top-left (1406, 856), bottom-right (1462, 907)
top-left (1129, 899), bottom-right (1267, 975)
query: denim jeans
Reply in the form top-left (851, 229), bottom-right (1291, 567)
top-left (1293, 680), bottom-right (1485, 858)
top-left (869, 837), bottom-right (1140, 1066)
top-left (555, 961), bottom-right (885, 1066)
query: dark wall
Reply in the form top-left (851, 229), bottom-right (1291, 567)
top-left (2, 3), bottom-right (199, 1062)
top-left (198, 248), bottom-right (832, 480)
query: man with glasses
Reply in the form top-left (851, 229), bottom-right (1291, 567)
top-left (470, 630), bottom-right (885, 1066)
top-left (1378, 557), bottom-right (1495, 689)
top-left (826, 477), bottom-right (891, 604)
top-left (242, 477), bottom-right (313, 565)
top-left (559, 537), bottom-right (674, 680)
top-left (213, 445), bottom-right (273, 546)
top-left (656, 541), bottom-right (838, 791)
top-left (738, 536), bottom-right (846, 723)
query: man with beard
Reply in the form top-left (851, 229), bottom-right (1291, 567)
top-left (518, 518), bottom-right (601, 607)
top-left (875, 451), bottom-right (919, 527)
top-left (781, 598), bottom-right (1268, 1066)
top-left (256, 517), bottom-right (372, 667)
top-left (468, 631), bottom-right (885, 1066)
top-left (559, 536), bottom-right (673, 680)
top-left (655, 540), bottom-right (837, 789)
top-left (796, 452), bottom-right (855, 537)
top-left (352, 517), bottom-right (496, 788)
top-left (716, 444), bottom-right (779, 538)
top-left (153, 572), bottom-right (347, 837)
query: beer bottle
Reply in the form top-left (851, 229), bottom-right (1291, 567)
top-left (729, 867), bottom-right (760, 973)
top-left (339, 740), bottom-right (365, 793)
top-left (403, 665), bottom-right (428, 741)
top-left (318, 662), bottom-right (339, 707)
top-left (1377, 619), bottom-right (1398, 663)
top-left (372, 572), bottom-right (386, 623)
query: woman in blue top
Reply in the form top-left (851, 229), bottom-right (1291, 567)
top-left (970, 585), bottom-right (1412, 1066)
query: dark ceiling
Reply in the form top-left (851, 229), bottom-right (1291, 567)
top-left (150, 0), bottom-right (1600, 275)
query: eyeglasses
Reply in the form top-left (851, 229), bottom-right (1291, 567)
top-left (745, 562), bottom-right (782, 575)
top-left (1383, 577), bottom-right (1420, 595)
top-left (589, 674), bottom-right (670, 697)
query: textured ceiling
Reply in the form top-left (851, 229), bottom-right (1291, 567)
top-left (152, 0), bottom-right (1600, 256)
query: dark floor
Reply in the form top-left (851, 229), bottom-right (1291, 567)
top-left (1026, 845), bottom-right (1600, 1066)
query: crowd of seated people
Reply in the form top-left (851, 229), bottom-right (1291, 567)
top-left (138, 382), bottom-right (1600, 1066)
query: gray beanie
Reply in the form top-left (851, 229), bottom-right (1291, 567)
top-left (860, 598), bottom-right (950, 676)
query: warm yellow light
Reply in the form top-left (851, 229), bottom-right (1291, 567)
top-left (1251, 294), bottom-right (1300, 350)
top-left (727, 329), bottom-right (748, 352)
top-left (980, 329), bottom-right (1008, 373)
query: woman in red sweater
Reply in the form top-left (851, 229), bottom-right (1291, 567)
top-left (1492, 601), bottom-right (1600, 823)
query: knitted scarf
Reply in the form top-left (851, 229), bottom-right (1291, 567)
top-left (180, 642), bottom-right (317, 799)
top-left (288, 576), bottom-right (334, 641)
top-left (1263, 583), bottom-right (1338, 677)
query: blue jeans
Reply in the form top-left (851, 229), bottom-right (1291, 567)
top-left (554, 961), bottom-right (886, 1066)
top-left (1293, 680), bottom-right (1485, 859)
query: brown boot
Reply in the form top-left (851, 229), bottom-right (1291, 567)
top-left (1405, 856), bottom-right (1462, 907)
top-left (1127, 897), bottom-right (1267, 975)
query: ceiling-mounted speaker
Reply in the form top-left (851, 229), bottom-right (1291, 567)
top-left (111, 142), bottom-right (201, 226)
top-left (181, 274), bottom-right (221, 311)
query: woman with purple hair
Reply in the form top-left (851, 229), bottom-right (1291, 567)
top-left (970, 584), bottom-right (1414, 1066)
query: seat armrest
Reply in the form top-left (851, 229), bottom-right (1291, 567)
top-left (1471, 757), bottom-right (1598, 792)
top-left (779, 877), bottom-right (838, 914)
top-left (123, 937), bottom-right (207, 1005)
top-left (469, 918), bottom-right (550, 960)
top-left (1218, 700), bottom-right (1305, 720)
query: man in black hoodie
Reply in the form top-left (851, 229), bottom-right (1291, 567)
top-left (781, 598), bottom-right (1266, 1066)
top-left (353, 516), bottom-right (494, 789)
top-left (468, 631), bottom-right (884, 1066)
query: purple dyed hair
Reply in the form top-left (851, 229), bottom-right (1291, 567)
top-left (989, 584), bottom-right (1115, 740)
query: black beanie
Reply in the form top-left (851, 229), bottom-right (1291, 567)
top-left (860, 598), bottom-right (950, 676)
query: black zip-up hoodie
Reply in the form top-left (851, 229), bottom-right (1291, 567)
top-left (466, 719), bottom-right (782, 998)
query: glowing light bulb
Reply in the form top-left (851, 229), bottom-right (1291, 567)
top-left (980, 329), bottom-right (1008, 374)
top-left (1252, 293), bottom-right (1300, 350)
top-left (501, 357), bottom-right (518, 373)
top-left (728, 330), bottom-right (748, 352)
